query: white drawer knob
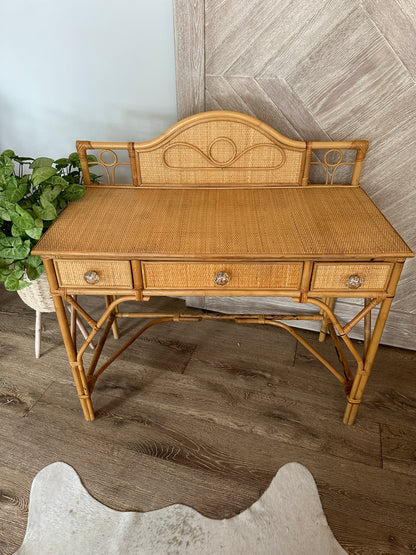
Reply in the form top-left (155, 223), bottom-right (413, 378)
top-left (84, 270), bottom-right (99, 284)
top-left (214, 271), bottom-right (230, 286)
top-left (347, 274), bottom-right (363, 289)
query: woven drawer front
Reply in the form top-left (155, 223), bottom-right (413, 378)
top-left (142, 262), bottom-right (303, 290)
top-left (55, 259), bottom-right (132, 288)
top-left (311, 263), bottom-right (392, 292)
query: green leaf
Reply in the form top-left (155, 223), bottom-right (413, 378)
top-left (1, 149), bottom-right (15, 158)
top-left (11, 224), bottom-right (26, 237)
top-left (31, 166), bottom-right (57, 187)
top-left (25, 218), bottom-right (44, 240)
top-left (40, 184), bottom-right (63, 203)
top-left (33, 198), bottom-right (56, 220)
top-left (26, 254), bottom-right (42, 267)
top-left (0, 206), bottom-right (11, 221)
top-left (0, 267), bottom-right (12, 280)
top-left (30, 157), bottom-right (54, 169)
top-left (49, 175), bottom-right (68, 186)
top-left (10, 205), bottom-right (35, 230)
top-left (68, 152), bottom-right (79, 163)
top-left (5, 176), bottom-right (28, 203)
top-left (4, 272), bottom-right (30, 291)
top-left (0, 237), bottom-right (31, 260)
top-left (26, 263), bottom-right (44, 280)
top-left (63, 184), bottom-right (85, 201)
top-left (0, 153), bottom-right (14, 176)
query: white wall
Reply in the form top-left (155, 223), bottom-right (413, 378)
top-left (0, 0), bottom-right (177, 158)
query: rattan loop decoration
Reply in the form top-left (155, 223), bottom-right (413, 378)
top-left (162, 141), bottom-right (286, 170)
top-left (311, 148), bottom-right (356, 185)
top-left (91, 149), bottom-right (133, 185)
top-left (323, 149), bottom-right (343, 167)
top-left (98, 149), bottom-right (118, 167)
top-left (208, 137), bottom-right (237, 165)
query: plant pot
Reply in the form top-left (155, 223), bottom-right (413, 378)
top-left (16, 272), bottom-right (55, 313)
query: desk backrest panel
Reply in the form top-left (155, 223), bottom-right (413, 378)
top-left (77, 111), bottom-right (368, 188)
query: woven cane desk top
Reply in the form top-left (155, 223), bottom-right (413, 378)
top-left (33, 186), bottom-right (413, 261)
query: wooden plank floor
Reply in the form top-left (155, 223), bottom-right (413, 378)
top-left (1, 288), bottom-right (415, 554)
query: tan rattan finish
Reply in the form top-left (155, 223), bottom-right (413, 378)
top-left (34, 187), bottom-right (412, 260)
top-left (142, 262), bottom-right (303, 290)
top-left (76, 111), bottom-right (368, 188)
top-left (311, 263), bottom-right (393, 292)
top-left (55, 260), bottom-right (133, 289)
top-left (33, 110), bottom-right (414, 427)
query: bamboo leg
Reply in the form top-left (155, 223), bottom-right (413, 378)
top-left (44, 258), bottom-right (94, 421)
top-left (364, 298), bottom-right (371, 359)
top-left (319, 297), bottom-right (335, 342)
top-left (343, 296), bottom-right (393, 425)
top-left (70, 296), bottom-right (77, 351)
top-left (35, 310), bottom-right (42, 359)
top-left (53, 293), bottom-right (95, 421)
top-left (105, 295), bottom-right (120, 340)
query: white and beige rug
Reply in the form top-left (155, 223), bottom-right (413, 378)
top-left (16, 461), bottom-right (346, 554)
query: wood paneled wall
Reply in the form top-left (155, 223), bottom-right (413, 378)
top-left (173, 0), bottom-right (416, 349)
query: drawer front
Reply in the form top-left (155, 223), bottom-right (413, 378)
top-left (55, 259), bottom-right (133, 289)
top-left (311, 263), bottom-right (393, 292)
top-left (142, 262), bottom-right (303, 291)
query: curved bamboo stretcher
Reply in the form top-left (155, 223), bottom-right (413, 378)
top-left (34, 111), bottom-right (413, 425)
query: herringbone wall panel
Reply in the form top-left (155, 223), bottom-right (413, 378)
top-left (174, 0), bottom-right (416, 348)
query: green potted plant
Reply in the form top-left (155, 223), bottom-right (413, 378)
top-left (0, 149), bottom-right (99, 296)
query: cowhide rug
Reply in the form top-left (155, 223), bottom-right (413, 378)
top-left (15, 462), bottom-right (346, 554)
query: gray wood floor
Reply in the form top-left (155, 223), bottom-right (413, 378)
top-left (1, 287), bottom-right (415, 554)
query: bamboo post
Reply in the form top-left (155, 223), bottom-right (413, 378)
top-left (43, 259), bottom-right (95, 421)
top-left (105, 295), bottom-right (120, 339)
top-left (319, 297), bottom-right (335, 342)
top-left (343, 263), bottom-right (404, 425)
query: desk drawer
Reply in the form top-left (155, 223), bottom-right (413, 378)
top-left (142, 262), bottom-right (303, 291)
top-left (311, 263), bottom-right (392, 292)
top-left (55, 259), bottom-right (133, 289)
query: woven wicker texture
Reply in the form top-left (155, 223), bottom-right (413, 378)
top-left (55, 260), bottom-right (132, 288)
top-left (311, 263), bottom-right (392, 291)
top-left (77, 112), bottom-right (371, 188)
top-left (33, 187), bottom-right (413, 260)
top-left (142, 262), bottom-right (303, 289)
top-left (137, 120), bottom-right (304, 185)
top-left (17, 272), bottom-right (55, 312)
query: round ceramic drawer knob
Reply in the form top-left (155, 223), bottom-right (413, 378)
top-left (84, 270), bottom-right (99, 284)
top-left (347, 274), bottom-right (363, 289)
top-left (214, 271), bottom-right (230, 286)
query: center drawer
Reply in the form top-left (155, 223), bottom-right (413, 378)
top-left (54, 259), bottom-right (133, 289)
top-left (142, 262), bottom-right (303, 291)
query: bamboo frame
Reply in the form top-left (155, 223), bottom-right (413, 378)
top-left (44, 281), bottom-right (398, 424)
top-left (76, 111), bottom-right (368, 188)
top-left (34, 111), bottom-right (413, 426)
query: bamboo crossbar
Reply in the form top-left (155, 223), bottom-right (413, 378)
top-left (67, 295), bottom-right (376, 402)
top-left (36, 111), bottom-right (413, 426)
top-left (115, 312), bottom-right (323, 321)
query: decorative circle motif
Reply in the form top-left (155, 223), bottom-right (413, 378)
top-left (323, 149), bottom-right (343, 167)
top-left (208, 138), bottom-right (237, 165)
top-left (214, 271), bottom-right (230, 286)
top-left (98, 149), bottom-right (118, 167)
top-left (346, 274), bottom-right (363, 289)
top-left (84, 270), bottom-right (100, 285)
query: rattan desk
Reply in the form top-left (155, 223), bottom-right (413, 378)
top-left (33, 111), bottom-right (414, 425)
